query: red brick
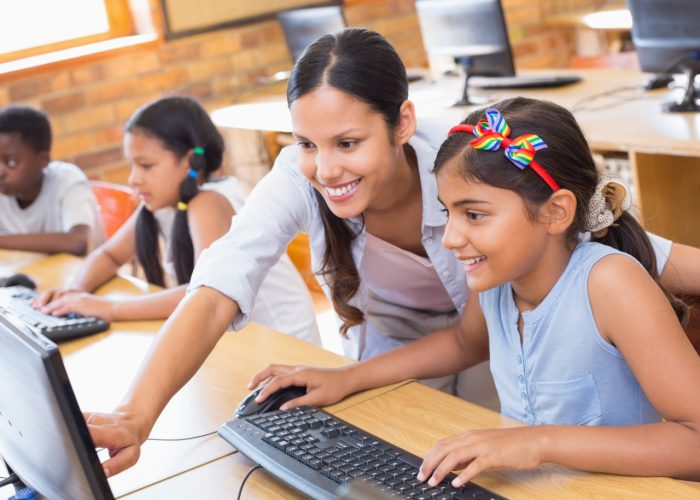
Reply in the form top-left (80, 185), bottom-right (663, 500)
top-left (179, 81), bottom-right (214, 100)
top-left (158, 41), bottom-right (201, 64)
top-left (94, 125), bottom-right (124, 147)
top-left (75, 145), bottom-right (124, 170)
top-left (8, 77), bottom-right (52, 100)
top-left (41, 91), bottom-right (86, 114)
top-left (138, 68), bottom-right (189, 94)
top-left (85, 79), bottom-right (137, 104)
top-left (241, 30), bottom-right (261, 49)
top-left (70, 64), bottom-right (105, 85)
top-left (55, 104), bottom-right (116, 135)
top-left (52, 132), bottom-right (95, 160)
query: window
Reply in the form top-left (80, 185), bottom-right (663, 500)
top-left (0, 0), bottom-right (133, 63)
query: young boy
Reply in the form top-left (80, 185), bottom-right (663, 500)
top-left (0, 105), bottom-right (103, 256)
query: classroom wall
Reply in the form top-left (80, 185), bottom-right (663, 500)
top-left (0, 0), bottom-right (600, 183)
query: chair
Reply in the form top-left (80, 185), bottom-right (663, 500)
top-left (90, 180), bottom-right (138, 239)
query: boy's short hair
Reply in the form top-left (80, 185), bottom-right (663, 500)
top-left (0, 105), bottom-right (52, 153)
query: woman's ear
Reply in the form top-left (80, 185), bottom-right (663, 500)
top-left (542, 189), bottom-right (577, 235)
top-left (395, 100), bottom-right (417, 145)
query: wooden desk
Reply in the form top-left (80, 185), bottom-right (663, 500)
top-left (2, 252), bottom-right (409, 497)
top-left (121, 382), bottom-right (700, 499)
top-left (213, 68), bottom-right (700, 247)
top-left (0, 249), bottom-right (46, 276)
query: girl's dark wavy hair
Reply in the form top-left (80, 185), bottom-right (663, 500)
top-left (287, 28), bottom-right (411, 336)
top-left (125, 95), bottom-right (224, 287)
top-left (434, 97), bottom-right (688, 325)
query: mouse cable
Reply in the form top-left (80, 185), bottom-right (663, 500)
top-left (147, 430), bottom-right (218, 442)
top-left (94, 430), bottom-right (218, 454)
top-left (236, 464), bottom-right (262, 500)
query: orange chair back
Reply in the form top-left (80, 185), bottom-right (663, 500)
top-left (90, 180), bottom-right (138, 239)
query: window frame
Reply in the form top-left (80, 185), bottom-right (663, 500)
top-left (0, 0), bottom-right (134, 64)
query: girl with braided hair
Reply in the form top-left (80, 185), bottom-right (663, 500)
top-left (35, 96), bottom-right (319, 344)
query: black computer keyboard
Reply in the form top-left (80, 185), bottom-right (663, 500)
top-left (0, 286), bottom-right (110, 341)
top-left (469, 74), bottom-right (582, 89)
top-left (219, 406), bottom-right (507, 500)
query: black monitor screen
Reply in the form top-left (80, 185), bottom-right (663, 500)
top-left (415, 0), bottom-right (515, 77)
top-left (278, 5), bottom-right (346, 63)
top-left (629, 0), bottom-right (700, 74)
top-left (0, 309), bottom-right (112, 499)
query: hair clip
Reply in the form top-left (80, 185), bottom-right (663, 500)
top-left (177, 201), bottom-right (188, 211)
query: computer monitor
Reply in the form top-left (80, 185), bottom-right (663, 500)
top-left (628, 0), bottom-right (700, 112)
top-left (415, 0), bottom-right (513, 105)
top-left (277, 5), bottom-right (346, 64)
top-left (0, 309), bottom-right (113, 499)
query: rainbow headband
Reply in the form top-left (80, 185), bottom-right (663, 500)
top-left (448, 109), bottom-right (560, 191)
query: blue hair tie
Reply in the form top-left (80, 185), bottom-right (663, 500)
top-left (188, 169), bottom-right (198, 179)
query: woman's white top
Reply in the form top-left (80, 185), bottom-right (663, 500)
top-left (154, 176), bottom-right (320, 344)
top-left (361, 231), bottom-right (455, 312)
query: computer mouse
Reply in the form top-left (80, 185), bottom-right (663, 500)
top-left (643, 74), bottom-right (674, 90)
top-left (0, 273), bottom-right (37, 290)
top-left (235, 384), bottom-right (307, 418)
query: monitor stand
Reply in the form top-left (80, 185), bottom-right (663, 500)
top-left (453, 56), bottom-right (492, 107)
top-left (663, 60), bottom-right (700, 112)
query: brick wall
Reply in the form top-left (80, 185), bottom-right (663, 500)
top-left (0, 0), bottom-right (600, 183)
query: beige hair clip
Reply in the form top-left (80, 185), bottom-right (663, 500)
top-left (585, 174), bottom-right (631, 238)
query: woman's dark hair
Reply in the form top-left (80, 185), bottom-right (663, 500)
top-left (287, 28), bottom-right (410, 336)
top-left (126, 95), bottom-right (224, 287)
top-left (434, 97), bottom-right (688, 325)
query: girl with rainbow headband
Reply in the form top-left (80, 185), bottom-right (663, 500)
top-left (250, 97), bottom-right (700, 482)
top-left (34, 96), bottom-right (319, 344)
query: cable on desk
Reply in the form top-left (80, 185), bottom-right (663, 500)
top-left (237, 464), bottom-right (262, 500)
top-left (94, 430), bottom-right (218, 454)
top-left (570, 85), bottom-right (647, 113)
top-left (147, 430), bottom-right (218, 442)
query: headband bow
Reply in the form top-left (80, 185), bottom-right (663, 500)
top-left (448, 109), bottom-right (559, 191)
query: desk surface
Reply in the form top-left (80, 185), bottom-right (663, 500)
top-left (124, 382), bottom-right (700, 499)
top-left (212, 68), bottom-right (700, 157)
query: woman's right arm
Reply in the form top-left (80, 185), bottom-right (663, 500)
top-left (250, 292), bottom-right (490, 409)
top-left (88, 285), bottom-right (238, 477)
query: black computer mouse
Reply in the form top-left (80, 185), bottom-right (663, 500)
top-left (0, 273), bottom-right (37, 290)
top-left (235, 384), bottom-right (307, 418)
top-left (643, 74), bottom-right (674, 90)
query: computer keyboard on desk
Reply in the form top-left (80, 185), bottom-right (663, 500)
top-left (219, 406), bottom-right (507, 500)
top-left (0, 286), bottom-right (110, 341)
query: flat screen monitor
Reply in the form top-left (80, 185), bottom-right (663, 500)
top-left (278, 5), bottom-right (346, 63)
top-left (0, 309), bottom-right (113, 499)
top-left (416, 0), bottom-right (515, 77)
top-left (628, 0), bottom-right (700, 112)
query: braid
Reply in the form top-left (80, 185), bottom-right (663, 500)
top-left (171, 148), bottom-right (204, 285)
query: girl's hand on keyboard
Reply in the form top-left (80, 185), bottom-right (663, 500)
top-left (248, 364), bottom-right (353, 409)
top-left (39, 291), bottom-right (115, 322)
top-left (417, 427), bottom-right (545, 487)
top-left (32, 286), bottom-right (83, 308)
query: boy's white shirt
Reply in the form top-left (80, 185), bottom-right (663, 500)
top-left (0, 161), bottom-right (104, 251)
